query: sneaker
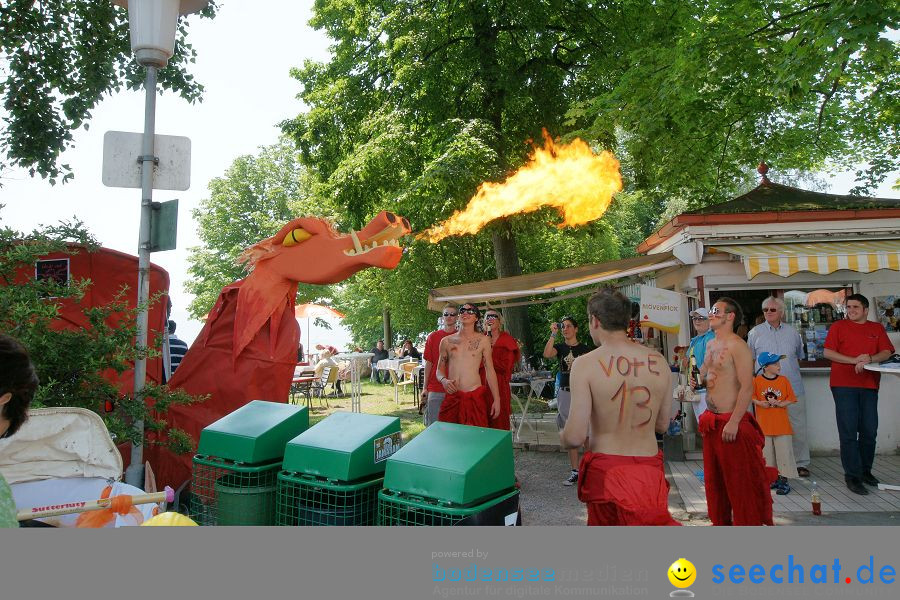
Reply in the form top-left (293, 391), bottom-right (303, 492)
top-left (846, 476), bottom-right (869, 496)
top-left (862, 472), bottom-right (880, 486)
top-left (548, 399), bottom-right (558, 410)
top-left (563, 470), bottom-right (578, 486)
top-left (775, 480), bottom-right (791, 495)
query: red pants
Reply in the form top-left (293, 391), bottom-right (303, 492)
top-left (699, 411), bottom-right (774, 526)
top-left (577, 451), bottom-right (681, 526)
top-left (438, 385), bottom-right (491, 427)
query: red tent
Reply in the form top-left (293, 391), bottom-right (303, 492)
top-left (12, 243), bottom-right (170, 419)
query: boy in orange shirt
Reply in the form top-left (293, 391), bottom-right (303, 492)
top-left (752, 352), bottom-right (798, 495)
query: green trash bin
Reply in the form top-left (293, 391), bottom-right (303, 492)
top-left (276, 412), bottom-right (401, 526)
top-left (190, 400), bottom-right (309, 526)
top-left (378, 422), bottom-right (518, 526)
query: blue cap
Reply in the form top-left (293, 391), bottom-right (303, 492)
top-left (758, 352), bottom-right (785, 367)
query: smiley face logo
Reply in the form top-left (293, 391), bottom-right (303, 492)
top-left (668, 558), bottom-right (696, 588)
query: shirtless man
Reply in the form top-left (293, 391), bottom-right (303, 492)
top-left (698, 297), bottom-right (773, 526)
top-left (561, 288), bottom-right (679, 526)
top-left (435, 303), bottom-right (501, 426)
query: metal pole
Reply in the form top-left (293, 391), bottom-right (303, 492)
top-left (125, 65), bottom-right (158, 488)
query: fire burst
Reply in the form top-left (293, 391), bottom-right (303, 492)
top-left (420, 131), bottom-right (623, 242)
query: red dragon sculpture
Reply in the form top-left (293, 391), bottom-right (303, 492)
top-left (145, 211), bottom-right (410, 489)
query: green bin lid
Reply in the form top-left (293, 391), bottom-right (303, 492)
top-left (382, 422), bottom-right (514, 506)
top-left (197, 400), bottom-right (309, 464)
top-left (282, 412), bottom-right (401, 481)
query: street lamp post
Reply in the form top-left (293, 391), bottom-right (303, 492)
top-left (112, 0), bottom-right (209, 487)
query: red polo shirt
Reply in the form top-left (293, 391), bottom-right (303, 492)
top-left (824, 319), bottom-right (894, 389)
top-left (423, 328), bottom-right (453, 393)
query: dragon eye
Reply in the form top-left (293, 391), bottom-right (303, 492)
top-left (282, 228), bottom-right (312, 246)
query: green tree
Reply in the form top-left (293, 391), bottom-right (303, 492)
top-left (282, 1), bottom-right (613, 354)
top-left (570, 0), bottom-right (899, 203)
top-left (0, 213), bottom-right (196, 453)
top-left (0, 0), bottom-right (218, 183)
top-left (185, 138), bottom-right (339, 320)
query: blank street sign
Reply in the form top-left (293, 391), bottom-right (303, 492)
top-left (102, 130), bottom-right (191, 191)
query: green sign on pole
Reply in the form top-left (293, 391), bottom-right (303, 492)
top-left (150, 199), bottom-right (178, 252)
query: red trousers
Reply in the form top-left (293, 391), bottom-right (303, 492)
top-left (438, 385), bottom-right (491, 427)
top-left (577, 451), bottom-right (681, 526)
top-left (699, 411), bottom-right (774, 526)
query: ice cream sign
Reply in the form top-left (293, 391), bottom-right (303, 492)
top-left (639, 285), bottom-right (682, 334)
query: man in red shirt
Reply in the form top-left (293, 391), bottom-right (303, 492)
top-left (421, 303), bottom-right (458, 425)
top-left (823, 293), bottom-right (894, 495)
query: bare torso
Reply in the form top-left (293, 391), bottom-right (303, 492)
top-left (575, 342), bottom-right (672, 456)
top-left (703, 336), bottom-right (743, 413)
top-left (439, 332), bottom-right (490, 392)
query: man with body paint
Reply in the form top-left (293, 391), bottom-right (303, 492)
top-left (698, 297), bottom-right (774, 526)
top-left (562, 288), bottom-right (679, 526)
top-left (435, 303), bottom-right (501, 427)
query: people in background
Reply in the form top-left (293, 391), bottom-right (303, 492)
top-left (421, 305), bottom-right (458, 422)
top-left (687, 307), bottom-right (715, 419)
top-left (823, 293), bottom-right (894, 496)
top-left (543, 316), bottom-right (593, 486)
top-left (400, 339), bottom-right (421, 360)
top-left (747, 296), bottom-right (811, 478)
top-left (482, 309), bottom-right (521, 431)
top-left (370, 340), bottom-right (389, 383)
top-left (1, 334), bottom-right (40, 528)
top-left (752, 352), bottom-right (798, 496)
top-left (167, 320), bottom-right (189, 375)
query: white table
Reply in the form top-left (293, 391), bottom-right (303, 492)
top-left (510, 377), bottom-right (554, 441)
top-left (343, 352), bottom-right (374, 412)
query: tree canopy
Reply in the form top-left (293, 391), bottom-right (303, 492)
top-left (185, 138), bottom-right (339, 320)
top-left (0, 0), bottom-right (218, 183)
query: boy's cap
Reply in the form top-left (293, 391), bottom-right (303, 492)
top-left (758, 352), bottom-right (786, 367)
top-left (689, 307), bottom-right (709, 319)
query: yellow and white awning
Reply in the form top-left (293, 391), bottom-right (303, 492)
top-left (716, 240), bottom-right (900, 279)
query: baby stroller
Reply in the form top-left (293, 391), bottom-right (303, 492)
top-left (0, 407), bottom-right (166, 527)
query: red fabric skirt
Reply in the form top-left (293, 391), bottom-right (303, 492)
top-left (698, 411), bottom-right (774, 526)
top-left (438, 385), bottom-right (491, 427)
top-left (576, 451), bottom-right (680, 526)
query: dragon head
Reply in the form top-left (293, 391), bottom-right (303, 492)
top-left (238, 211), bottom-right (411, 284)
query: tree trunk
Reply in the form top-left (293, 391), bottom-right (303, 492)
top-left (383, 307), bottom-right (392, 348)
top-left (492, 222), bottom-right (534, 360)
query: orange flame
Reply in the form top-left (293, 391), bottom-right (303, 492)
top-left (420, 131), bottom-right (622, 242)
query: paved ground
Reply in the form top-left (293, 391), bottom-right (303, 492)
top-left (514, 447), bottom-right (900, 526)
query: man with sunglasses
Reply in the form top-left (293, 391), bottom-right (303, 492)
top-left (435, 304), bottom-right (501, 427)
top-left (748, 296), bottom-right (810, 478)
top-left (698, 298), bottom-right (773, 526)
top-left (421, 304), bottom-right (459, 425)
top-left (544, 316), bottom-right (593, 485)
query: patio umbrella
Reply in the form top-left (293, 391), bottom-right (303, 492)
top-left (295, 303), bottom-right (346, 359)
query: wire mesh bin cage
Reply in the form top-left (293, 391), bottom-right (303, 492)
top-left (377, 489), bottom-right (520, 526)
top-left (190, 455), bottom-right (281, 526)
top-left (275, 472), bottom-right (383, 526)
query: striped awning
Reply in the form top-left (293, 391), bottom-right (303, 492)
top-left (715, 240), bottom-right (900, 279)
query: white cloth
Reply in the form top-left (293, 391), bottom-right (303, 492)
top-left (0, 407), bottom-right (121, 485)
